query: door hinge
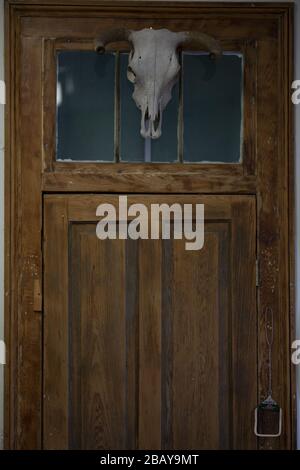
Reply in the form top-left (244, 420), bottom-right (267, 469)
top-left (256, 259), bottom-right (260, 287)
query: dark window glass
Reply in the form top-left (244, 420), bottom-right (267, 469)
top-left (57, 51), bottom-right (115, 162)
top-left (183, 52), bottom-right (243, 163)
top-left (56, 51), bottom-right (243, 164)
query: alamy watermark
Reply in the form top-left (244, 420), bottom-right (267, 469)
top-left (291, 80), bottom-right (300, 105)
top-left (0, 80), bottom-right (5, 105)
top-left (0, 340), bottom-right (5, 365)
top-left (290, 81), bottom-right (300, 365)
top-left (291, 340), bottom-right (300, 365)
top-left (96, 196), bottom-right (204, 251)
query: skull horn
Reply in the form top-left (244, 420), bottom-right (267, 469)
top-left (95, 28), bottom-right (131, 53)
top-left (182, 31), bottom-right (222, 57)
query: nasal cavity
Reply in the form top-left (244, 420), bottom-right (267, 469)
top-left (144, 107), bottom-right (150, 132)
top-left (153, 109), bottom-right (161, 133)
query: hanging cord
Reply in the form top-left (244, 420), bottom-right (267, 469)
top-left (265, 306), bottom-right (274, 398)
top-left (254, 306), bottom-right (282, 437)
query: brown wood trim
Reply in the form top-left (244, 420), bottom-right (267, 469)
top-left (286, 4), bottom-right (296, 450)
top-left (255, 5), bottom-right (294, 449)
top-left (4, 1), bottom-right (295, 12)
top-left (4, 1), bottom-right (295, 450)
top-left (42, 172), bottom-right (256, 194)
top-left (42, 38), bottom-right (55, 173)
top-left (53, 193), bottom-right (239, 220)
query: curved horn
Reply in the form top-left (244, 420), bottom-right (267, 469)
top-left (95, 28), bottom-right (131, 54)
top-left (182, 31), bottom-right (222, 57)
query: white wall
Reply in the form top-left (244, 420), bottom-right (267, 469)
top-left (0, 0), bottom-right (4, 451)
top-left (0, 0), bottom-right (298, 449)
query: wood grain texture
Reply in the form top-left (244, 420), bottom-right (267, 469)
top-left (125, 238), bottom-right (139, 450)
top-left (138, 239), bottom-right (162, 449)
top-left (231, 199), bottom-right (257, 449)
top-left (43, 195), bottom-right (257, 449)
top-left (44, 217), bottom-right (132, 449)
top-left (256, 25), bottom-right (292, 449)
top-left (5, 1), bottom-right (294, 449)
top-left (11, 34), bottom-right (43, 449)
top-left (172, 232), bottom-right (220, 449)
top-left (43, 199), bottom-right (69, 449)
top-left (42, 172), bottom-right (256, 194)
top-left (4, 0), bottom-right (295, 7)
top-left (79, 230), bottom-right (126, 449)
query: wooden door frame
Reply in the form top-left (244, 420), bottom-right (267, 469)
top-left (4, 0), bottom-right (295, 449)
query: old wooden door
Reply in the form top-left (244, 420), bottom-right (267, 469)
top-left (43, 195), bottom-right (256, 449)
top-left (5, 1), bottom-right (294, 450)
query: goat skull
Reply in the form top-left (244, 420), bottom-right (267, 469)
top-left (95, 28), bottom-right (221, 139)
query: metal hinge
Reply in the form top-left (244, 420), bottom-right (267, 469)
top-left (256, 259), bottom-right (260, 287)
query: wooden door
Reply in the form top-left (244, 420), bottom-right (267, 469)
top-left (5, 1), bottom-right (294, 450)
top-left (43, 195), bottom-right (256, 449)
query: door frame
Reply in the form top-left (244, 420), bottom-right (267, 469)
top-left (4, 0), bottom-right (295, 449)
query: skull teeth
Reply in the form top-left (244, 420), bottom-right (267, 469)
top-left (141, 104), bottom-right (162, 139)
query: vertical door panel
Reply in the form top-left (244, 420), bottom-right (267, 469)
top-left (43, 195), bottom-right (256, 449)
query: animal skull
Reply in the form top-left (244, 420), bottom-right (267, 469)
top-left (126, 29), bottom-right (185, 139)
top-left (95, 28), bottom-right (221, 139)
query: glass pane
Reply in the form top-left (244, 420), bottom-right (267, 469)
top-left (120, 53), bottom-right (178, 163)
top-left (56, 51), bottom-right (115, 162)
top-left (183, 52), bottom-right (243, 163)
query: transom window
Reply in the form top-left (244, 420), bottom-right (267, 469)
top-left (56, 51), bottom-right (243, 163)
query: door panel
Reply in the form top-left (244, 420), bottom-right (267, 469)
top-left (43, 195), bottom-right (257, 449)
top-left (6, 3), bottom-right (293, 451)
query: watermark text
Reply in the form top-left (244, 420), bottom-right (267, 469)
top-left (96, 196), bottom-right (205, 251)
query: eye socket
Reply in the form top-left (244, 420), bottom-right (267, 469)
top-left (127, 65), bottom-right (136, 83)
